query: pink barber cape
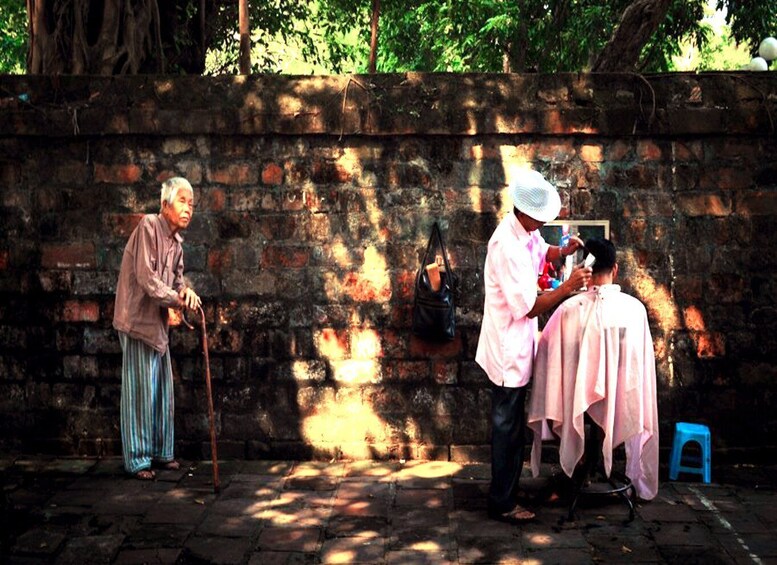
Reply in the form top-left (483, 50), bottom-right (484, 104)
top-left (528, 284), bottom-right (659, 500)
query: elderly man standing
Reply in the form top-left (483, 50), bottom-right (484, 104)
top-left (476, 170), bottom-right (592, 523)
top-left (113, 177), bottom-right (201, 480)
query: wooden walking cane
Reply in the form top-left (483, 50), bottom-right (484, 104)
top-left (198, 306), bottom-right (220, 493)
top-left (177, 305), bottom-right (219, 493)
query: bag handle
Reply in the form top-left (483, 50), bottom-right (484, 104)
top-left (419, 222), bottom-right (455, 286)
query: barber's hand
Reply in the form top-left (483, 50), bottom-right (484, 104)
top-left (565, 264), bottom-right (592, 291)
top-left (179, 287), bottom-right (201, 311)
top-left (560, 235), bottom-right (585, 258)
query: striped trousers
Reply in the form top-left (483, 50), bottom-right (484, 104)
top-left (118, 332), bottom-right (175, 474)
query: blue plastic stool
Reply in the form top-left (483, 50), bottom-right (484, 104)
top-left (668, 422), bottom-right (712, 483)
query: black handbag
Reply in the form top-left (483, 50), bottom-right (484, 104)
top-left (412, 222), bottom-right (459, 341)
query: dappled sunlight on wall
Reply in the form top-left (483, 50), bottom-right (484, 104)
top-left (627, 262), bottom-right (682, 388)
top-left (301, 390), bottom-right (387, 456)
top-left (4, 73), bottom-right (776, 457)
top-left (632, 275), bottom-right (680, 334)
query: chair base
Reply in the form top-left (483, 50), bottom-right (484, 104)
top-left (566, 416), bottom-right (636, 523)
top-left (568, 470), bottom-right (636, 523)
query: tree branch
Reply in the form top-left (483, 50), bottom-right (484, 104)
top-left (591, 0), bottom-right (672, 72)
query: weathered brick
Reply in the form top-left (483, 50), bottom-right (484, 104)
top-left (735, 192), bottom-right (777, 216)
top-left (324, 271), bottom-right (392, 303)
top-left (535, 141), bottom-right (575, 162)
top-left (93, 163), bottom-right (142, 184)
top-left (261, 162), bottom-right (283, 185)
top-left (176, 160), bottom-right (203, 184)
top-left (637, 140), bottom-right (664, 161)
top-left (208, 163), bottom-right (257, 185)
top-left (53, 161), bottom-right (89, 184)
top-left (677, 194), bottom-right (731, 217)
top-left (261, 245), bottom-right (310, 268)
top-left (350, 328), bottom-right (383, 359)
top-left (63, 355), bottom-right (99, 379)
top-left (605, 140), bottom-right (633, 161)
top-left (315, 328), bottom-right (350, 360)
top-left (682, 306), bottom-right (706, 331)
top-left (0, 162), bottom-right (21, 186)
top-left (579, 144), bottom-right (603, 162)
top-left (672, 140), bottom-right (704, 162)
top-left (692, 331), bottom-right (726, 358)
top-left (62, 300), bottom-right (100, 322)
top-left (103, 213), bottom-right (143, 239)
top-left (41, 243), bottom-right (96, 269)
top-left (330, 360), bottom-right (382, 384)
top-left (390, 361), bottom-right (430, 381)
top-left (622, 192), bottom-right (674, 217)
top-left (701, 167), bottom-right (753, 190)
top-left (311, 160), bottom-right (352, 184)
top-left (277, 360), bottom-right (327, 381)
top-left (280, 188), bottom-right (307, 211)
top-left (409, 335), bottom-right (463, 359)
top-left (206, 187), bottom-right (227, 211)
top-left (207, 248), bottom-right (234, 274)
top-left (162, 138), bottom-right (193, 154)
top-left (431, 361), bottom-right (458, 384)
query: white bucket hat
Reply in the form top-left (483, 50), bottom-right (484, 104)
top-left (509, 169), bottom-right (561, 223)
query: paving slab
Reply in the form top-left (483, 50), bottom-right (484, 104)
top-left (247, 550), bottom-right (318, 564)
top-left (395, 487), bottom-right (453, 509)
top-left (456, 536), bottom-right (524, 564)
top-left (319, 536), bottom-right (386, 563)
top-left (386, 548), bottom-right (457, 564)
top-left (336, 479), bottom-right (393, 499)
top-left (122, 523), bottom-right (191, 549)
top-left (10, 527), bottom-right (67, 557)
top-left (113, 547), bottom-right (182, 564)
top-left (331, 496), bottom-right (391, 518)
top-left (522, 526), bottom-right (589, 549)
top-left (657, 544), bottom-right (738, 564)
top-left (523, 547), bottom-right (595, 564)
top-left (184, 534), bottom-right (254, 564)
top-left (326, 514), bottom-right (390, 538)
top-left (257, 526), bottom-right (323, 552)
top-left (2, 457), bottom-right (777, 564)
top-left (56, 534), bottom-right (125, 564)
top-left (196, 512), bottom-right (262, 537)
top-left (143, 501), bottom-right (208, 525)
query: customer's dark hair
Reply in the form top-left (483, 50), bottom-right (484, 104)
top-left (585, 237), bottom-right (616, 274)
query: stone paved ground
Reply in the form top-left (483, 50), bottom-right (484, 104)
top-left (1, 456), bottom-right (776, 564)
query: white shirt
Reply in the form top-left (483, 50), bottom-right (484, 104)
top-left (476, 213), bottom-right (549, 388)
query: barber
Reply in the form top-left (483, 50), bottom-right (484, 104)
top-left (476, 169), bottom-right (592, 523)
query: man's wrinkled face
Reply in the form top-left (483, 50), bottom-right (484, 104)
top-left (162, 187), bottom-right (194, 232)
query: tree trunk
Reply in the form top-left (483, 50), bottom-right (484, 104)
top-left (26, 0), bottom-right (214, 75)
top-left (368, 0), bottom-right (380, 73)
top-left (591, 0), bottom-right (673, 72)
top-left (238, 0), bottom-right (250, 74)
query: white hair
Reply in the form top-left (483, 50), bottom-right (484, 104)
top-left (160, 177), bottom-right (193, 210)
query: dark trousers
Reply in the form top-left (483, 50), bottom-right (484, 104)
top-left (489, 382), bottom-right (528, 514)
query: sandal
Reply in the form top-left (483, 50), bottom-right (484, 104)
top-left (488, 504), bottom-right (536, 524)
top-left (134, 469), bottom-right (155, 481)
top-left (155, 460), bottom-right (181, 471)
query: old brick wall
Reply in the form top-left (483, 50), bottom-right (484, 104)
top-left (0, 73), bottom-right (775, 461)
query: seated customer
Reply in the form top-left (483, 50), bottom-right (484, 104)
top-left (528, 237), bottom-right (658, 500)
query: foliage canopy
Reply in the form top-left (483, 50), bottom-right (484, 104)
top-left (5, 0), bottom-right (776, 75)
